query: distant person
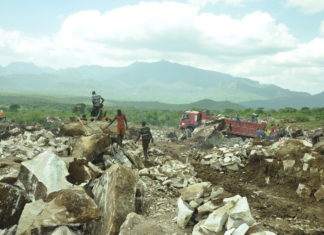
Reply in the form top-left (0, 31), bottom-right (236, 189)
top-left (251, 113), bottom-right (258, 123)
top-left (0, 110), bottom-right (5, 121)
top-left (91, 91), bottom-right (104, 120)
top-left (135, 121), bottom-right (154, 159)
top-left (256, 128), bottom-right (264, 140)
top-left (107, 109), bottom-right (128, 146)
top-left (236, 114), bottom-right (241, 126)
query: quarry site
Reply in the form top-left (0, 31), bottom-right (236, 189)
top-left (0, 117), bottom-right (323, 235)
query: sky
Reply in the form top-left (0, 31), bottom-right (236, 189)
top-left (0, 0), bottom-right (324, 94)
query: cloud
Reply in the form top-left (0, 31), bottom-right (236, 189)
top-left (0, 1), bottom-right (323, 94)
top-left (189, 0), bottom-right (246, 8)
top-left (287, 0), bottom-right (324, 13)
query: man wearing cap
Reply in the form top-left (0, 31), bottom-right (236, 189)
top-left (91, 91), bottom-right (104, 120)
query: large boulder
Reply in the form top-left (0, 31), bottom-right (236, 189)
top-left (90, 165), bottom-right (139, 235)
top-left (314, 185), bottom-right (324, 201)
top-left (71, 134), bottom-right (110, 162)
top-left (0, 183), bottom-right (27, 229)
top-left (286, 126), bottom-right (303, 138)
top-left (119, 212), bottom-right (167, 235)
top-left (59, 122), bottom-right (86, 136)
top-left (18, 151), bottom-right (73, 200)
top-left (16, 188), bottom-right (100, 235)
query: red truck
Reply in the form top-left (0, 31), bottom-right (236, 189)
top-left (180, 110), bottom-right (266, 138)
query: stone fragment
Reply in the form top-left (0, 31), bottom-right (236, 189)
top-left (314, 185), bottom-right (324, 201)
top-left (232, 223), bottom-right (249, 235)
top-left (180, 182), bottom-right (212, 201)
top-left (282, 160), bottom-right (295, 172)
top-left (0, 183), bottom-right (27, 229)
top-left (177, 197), bottom-right (194, 229)
top-left (210, 187), bottom-right (225, 198)
top-left (302, 153), bottom-right (314, 162)
top-left (226, 164), bottom-right (239, 171)
top-left (192, 220), bottom-right (211, 235)
top-left (201, 201), bottom-right (234, 233)
top-left (16, 200), bottom-right (47, 235)
top-left (198, 201), bottom-right (219, 214)
top-left (296, 184), bottom-right (312, 198)
top-left (51, 226), bottom-right (76, 235)
top-left (119, 212), bottom-right (167, 235)
top-left (90, 165), bottom-right (139, 235)
top-left (226, 197), bottom-right (255, 230)
top-left (16, 188), bottom-right (100, 235)
top-left (19, 150), bottom-right (72, 200)
top-left (0, 159), bottom-right (20, 184)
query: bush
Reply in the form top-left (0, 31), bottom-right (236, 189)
top-left (294, 114), bottom-right (310, 122)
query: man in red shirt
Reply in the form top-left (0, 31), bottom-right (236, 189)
top-left (107, 109), bottom-right (128, 146)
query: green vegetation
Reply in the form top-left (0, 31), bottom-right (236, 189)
top-left (0, 94), bottom-right (323, 129)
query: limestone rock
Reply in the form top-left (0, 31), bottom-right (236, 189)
top-left (0, 159), bottom-right (20, 184)
top-left (71, 134), bottom-right (110, 162)
top-left (16, 188), bottom-right (100, 235)
top-left (296, 184), bottom-right (311, 198)
top-left (232, 223), bottom-right (249, 235)
top-left (59, 122), bottom-right (86, 136)
top-left (0, 225), bottom-right (17, 235)
top-left (314, 141), bottom-right (324, 154)
top-left (201, 201), bottom-right (235, 233)
top-left (314, 185), bottom-right (324, 201)
top-left (119, 212), bottom-right (167, 235)
top-left (19, 150), bottom-right (72, 200)
top-left (0, 183), bottom-right (27, 229)
top-left (282, 160), bottom-right (295, 172)
top-left (51, 226), bottom-right (76, 235)
top-left (226, 196), bottom-right (255, 230)
top-left (177, 197), bottom-right (194, 229)
top-left (90, 165), bottom-right (139, 235)
top-left (198, 201), bottom-right (219, 214)
top-left (180, 182), bottom-right (212, 201)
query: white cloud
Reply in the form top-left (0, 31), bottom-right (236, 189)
top-left (189, 0), bottom-right (246, 8)
top-left (287, 0), bottom-right (324, 13)
top-left (320, 21), bottom-right (324, 35)
top-left (0, 1), bottom-right (323, 93)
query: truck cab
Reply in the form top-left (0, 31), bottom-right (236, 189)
top-left (180, 110), bottom-right (210, 130)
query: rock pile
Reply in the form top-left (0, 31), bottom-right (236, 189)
top-left (176, 182), bottom-right (276, 234)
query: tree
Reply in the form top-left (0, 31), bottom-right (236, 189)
top-left (9, 104), bottom-right (20, 112)
top-left (256, 107), bottom-right (265, 115)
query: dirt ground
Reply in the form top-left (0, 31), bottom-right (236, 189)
top-left (152, 141), bottom-right (324, 235)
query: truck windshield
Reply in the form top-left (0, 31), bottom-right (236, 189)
top-left (182, 114), bottom-right (190, 120)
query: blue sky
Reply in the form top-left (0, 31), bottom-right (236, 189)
top-left (0, 0), bottom-right (323, 93)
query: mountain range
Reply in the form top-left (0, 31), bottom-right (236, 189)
top-left (0, 61), bottom-right (322, 109)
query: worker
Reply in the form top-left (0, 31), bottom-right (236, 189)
top-left (0, 110), bottom-right (6, 121)
top-left (107, 109), bottom-right (128, 146)
top-left (256, 128), bottom-right (264, 140)
top-left (91, 91), bottom-right (104, 121)
top-left (251, 113), bottom-right (258, 123)
top-left (135, 121), bottom-right (154, 159)
top-left (236, 114), bottom-right (241, 126)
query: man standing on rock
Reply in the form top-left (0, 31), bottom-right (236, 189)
top-left (135, 121), bottom-right (153, 159)
top-left (107, 109), bottom-right (128, 146)
top-left (91, 91), bottom-right (104, 121)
